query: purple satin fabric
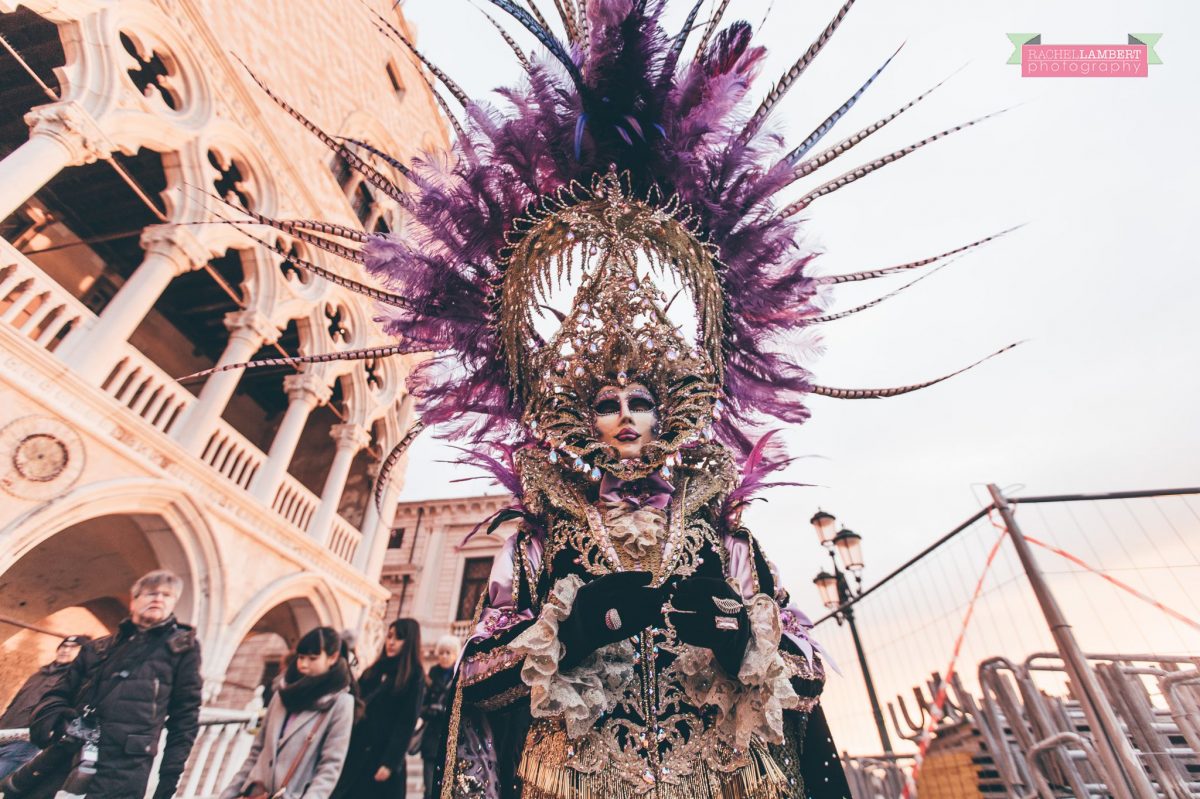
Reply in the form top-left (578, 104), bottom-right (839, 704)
top-left (598, 472), bottom-right (676, 509)
top-left (723, 533), bottom-right (838, 674)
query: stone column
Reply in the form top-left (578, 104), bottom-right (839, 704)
top-left (0, 102), bottom-right (112, 222)
top-left (59, 225), bottom-right (211, 379)
top-left (310, 423), bottom-right (371, 544)
top-left (412, 518), bottom-right (446, 624)
top-left (358, 394), bottom-right (417, 577)
top-left (353, 461), bottom-right (384, 573)
top-left (173, 309), bottom-right (279, 453)
top-left (249, 372), bottom-right (332, 504)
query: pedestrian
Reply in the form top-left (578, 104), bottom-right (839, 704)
top-left (333, 618), bottom-right (424, 799)
top-left (10, 570), bottom-right (202, 799)
top-left (0, 635), bottom-right (90, 779)
top-left (219, 626), bottom-right (355, 799)
top-left (419, 635), bottom-right (459, 799)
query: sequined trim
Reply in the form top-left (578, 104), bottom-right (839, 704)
top-left (781, 651), bottom-right (826, 684)
top-left (475, 682), bottom-right (531, 712)
top-left (461, 645), bottom-right (525, 687)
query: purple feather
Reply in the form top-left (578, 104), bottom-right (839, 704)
top-left (344, 1), bottom-right (921, 456)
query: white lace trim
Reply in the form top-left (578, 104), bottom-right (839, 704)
top-left (674, 594), bottom-right (799, 748)
top-left (601, 503), bottom-right (665, 562)
top-left (509, 574), bottom-right (636, 739)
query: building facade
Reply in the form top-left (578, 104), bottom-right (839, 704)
top-left (0, 0), bottom-right (444, 706)
top-left (382, 495), bottom-right (513, 657)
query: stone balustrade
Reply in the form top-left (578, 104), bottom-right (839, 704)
top-left (0, 239), bottom-right (362, 565)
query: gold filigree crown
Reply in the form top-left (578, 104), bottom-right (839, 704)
top-left (498, 172), bottom-right (726, 480)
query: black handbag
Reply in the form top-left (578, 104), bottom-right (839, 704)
top-left (406, 720), bottom-right (425, 757)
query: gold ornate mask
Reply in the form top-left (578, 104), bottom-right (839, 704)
top-left (498, 172), bottom-right (725, 480)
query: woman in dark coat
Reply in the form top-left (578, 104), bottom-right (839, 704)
top-left (334, 619), bottom-right (425, 799)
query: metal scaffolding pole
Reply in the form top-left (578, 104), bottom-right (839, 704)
top-left (987, 484), bottom-right (1156, 799)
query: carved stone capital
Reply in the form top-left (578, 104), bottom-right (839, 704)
top-left (139, 224), bottom-right (212, 276)
top-left (24, 101), bottom-right (112, 166)
top-left (223, 309), bottom-right (279, 345)
top-left (329, 422), bottom-right (371, 453)
top-left (283, 371), bottom-right (332, 407)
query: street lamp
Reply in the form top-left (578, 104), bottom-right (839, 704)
top-left (809, 510), bottom-right (838, 547)
top-left (833, 528), bottom-right (864, 573)
top-left (813, 570), bottom-right (840, 610)
top-left (810, 512), bottom-right (893, 754)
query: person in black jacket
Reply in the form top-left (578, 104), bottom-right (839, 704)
top-left (419, 635), bottom-right (459, 799)
top-left (0, 636), bottom-right (90, 779)
top-left (5, 569), bottom-right (203, 799)
top-left (334, 618), bottom-right (425, 799)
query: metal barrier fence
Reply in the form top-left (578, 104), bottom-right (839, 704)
top-left (812, 486), bottom-right (1200, 798)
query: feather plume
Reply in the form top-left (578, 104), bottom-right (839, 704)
top-left (781, 43), bottom-right (903, 168)
top-left (692, 0), bottom-right (732, 59)
top-left (363, 1), bottom-right (471, 107)
top-left (206, 196), bottom-right (366, 264)
top-left (816, 226), bottom-right (1023, 285)
top-left (811, 343), bottom-right (1021, 399)
top-left (234, 56), bottom-right (408, 206)
top-left (723, 430), bottom-right (808, 521)
top-left (178, 343), bottom-right (418, 384)
top-left (781, 108), bottom-right (1011, 216)
top-left (375, 420), bottom-right (426, 510)
top-left (478, 7), bottom-right (534, 72)
top-left (741, 0), bottom-right (859, 141)
top-left (486, 0), bottom-right (585, 87)
top-left (336, 137), bottom-right (415, 181)
top-left (807, 262), bottom-right (950, 324)
top-left (787, 66), bottom-right (963, 185)
top-left (220, 220), bottom-right (414, 309)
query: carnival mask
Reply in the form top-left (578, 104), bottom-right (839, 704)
top-left (592, 383), bottom-right (659, 460)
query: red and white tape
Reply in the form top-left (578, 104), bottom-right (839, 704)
top-left (1023, 534), bottom-right (1200, 634)
top-left (901, 515), bottom-right (1009, 798)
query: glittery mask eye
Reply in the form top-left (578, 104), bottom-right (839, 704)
top-left (593, 397), bottom-right (621, 415)
top-left (627, 392), bottom-right (656, 413)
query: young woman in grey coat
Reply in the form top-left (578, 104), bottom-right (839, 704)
top-left (221, 628), bottom-right (356, 799)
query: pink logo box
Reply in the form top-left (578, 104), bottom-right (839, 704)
top-left (1007, 34), bottom-right (1162, 78)
top-left (1024, 44), bottom-right (1146, 77)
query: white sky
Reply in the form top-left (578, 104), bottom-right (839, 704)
top-left (395, 0), bottom-right (1199, 618)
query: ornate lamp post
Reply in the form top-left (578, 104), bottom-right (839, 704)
top-left (810, 510), bottom-right (893, 754)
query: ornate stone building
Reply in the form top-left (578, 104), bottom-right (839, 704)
top-left (0, 0), bottom-right (444, 705)
top-left (382, 494), bottom-right (512, 656)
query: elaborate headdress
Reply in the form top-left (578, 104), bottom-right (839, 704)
top-left (195, 0), bottom-right (1016, 500)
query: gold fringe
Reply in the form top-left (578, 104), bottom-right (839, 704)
top-left (517, 723), bottom-right (792, 799)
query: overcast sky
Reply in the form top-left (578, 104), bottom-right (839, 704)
top-left (395, 0), bottom-right (1198, 614)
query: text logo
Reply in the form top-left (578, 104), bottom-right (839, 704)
top-left (1007, 34), bottom-right (1162, 78)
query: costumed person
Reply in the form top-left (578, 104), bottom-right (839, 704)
top-left (188, 1), bottom-right (1017, 796)
top-left (420, 635), bottom-right (462, 799)
top-left (220, 627), bottom-right (355, 799)
top-left (333, 618), bottom-right (425, 799)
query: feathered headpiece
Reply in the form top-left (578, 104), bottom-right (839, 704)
top-left (190, 0), bottom-right (1017, 504)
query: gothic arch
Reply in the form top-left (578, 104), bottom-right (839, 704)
top-left (0, 476), bottom-right (225, 650)
top-left (209, 570), bottom-right (343, 675)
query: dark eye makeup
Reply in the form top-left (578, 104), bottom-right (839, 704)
top-left (628, 396), bottom-right (656, 412)
top-left (593, 398), bottom-right (621, 415)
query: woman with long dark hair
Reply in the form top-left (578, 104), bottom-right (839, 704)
top-left (334, 618), bottom-right (425, 799)
top-left (220, 627), bottom-right (355, 799)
